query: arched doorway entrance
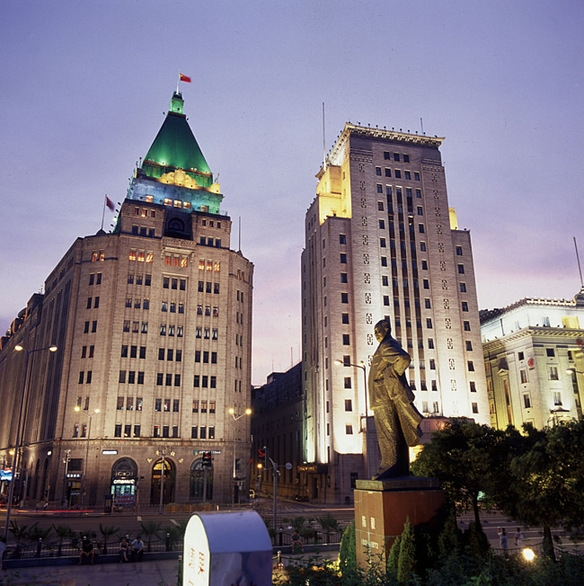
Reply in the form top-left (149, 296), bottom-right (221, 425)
top-left (189, 459), bottom-right (213, 501)
top-left (111, 458), bottom-right (138, 509)
top-left (150, 458), bottom-right (175, 505)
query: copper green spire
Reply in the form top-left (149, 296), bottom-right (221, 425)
top-left (142, 92), bottom-right (211, 182)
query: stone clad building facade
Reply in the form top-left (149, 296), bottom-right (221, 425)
top-left (0, 92), bottom-right (253, 507)
top-left (301, 124), bottom-right (489, 503)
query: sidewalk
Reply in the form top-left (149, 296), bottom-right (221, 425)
top-left (1, 558), bottom-right (179, 586)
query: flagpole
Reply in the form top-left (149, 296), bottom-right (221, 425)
top-left (176, 71), bottom-right (180, 94)
top-left (101, 196), bottom-right (106, 231)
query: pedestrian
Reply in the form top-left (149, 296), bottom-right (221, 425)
top-left (514, 527), bottom-right (524, 549)
top-left (291, 529), bottom-right (303, 553)
top-left (77, 536), bottom-right (95, 565)
top-left (130, 535), bottom-right (144, 561)
top-left (0, 537), bottom-right (6, 571)
top-left (498, 528), bottom-right (508, 557)
top-left (119, 536), bottom-right (129, 563)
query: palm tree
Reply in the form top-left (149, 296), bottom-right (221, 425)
top-left (317, 514), bottom-right (341, 543)
top-left (139, 520), bottom-right (162, 552)
top-left (9, 521), bottom-right (35, 558)
top-left (99, 523), bottom-right (119, 554)
top-left (51, 524), bottom-right (74, 557)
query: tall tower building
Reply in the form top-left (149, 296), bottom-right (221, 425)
top-left (301, 123), bottom-right (488, 503)
top-left (0, 92), bottom-right (254, 507)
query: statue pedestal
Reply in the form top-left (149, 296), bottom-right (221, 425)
top-left (354, 477), bottom-right (444, 569)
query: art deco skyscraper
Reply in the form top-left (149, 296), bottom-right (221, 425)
top-left (301, 124), bottom-right (488, 503)
top-left (0, 91), bottom-right (254, 507)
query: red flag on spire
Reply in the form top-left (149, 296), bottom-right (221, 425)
top-left (179, 73), bottom-right (191, 83)
top-left (105, 196), bottom-right (115, 211)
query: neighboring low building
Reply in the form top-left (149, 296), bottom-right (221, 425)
top-left (0, 91), bottom-right (254, 507)
top-left (480, 289), bottom-right (584, 430)
top-left (251, 363), bottom-right (303, 500)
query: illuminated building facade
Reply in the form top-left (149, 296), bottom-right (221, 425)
top-left (481, 290), bottom-right (584, 429)
top-left (0, 92), bottom-right (254, 507)
top-left (301, 123), bottom-right (489, 503)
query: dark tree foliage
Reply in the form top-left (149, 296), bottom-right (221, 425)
top-left (411, 418), bottom-right (502, 529)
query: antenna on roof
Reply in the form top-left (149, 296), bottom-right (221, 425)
top-left (420, 117), bottom-right (424, 135)
top-left (322, 102), bottom-right (326, 171)
top-left (238, 217), bottom-right (242, 252)
top-left (574, 237), bottom-right (584, 287)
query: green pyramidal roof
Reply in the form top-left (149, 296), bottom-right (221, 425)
top-left (143, 92), bottom-right (211, 175)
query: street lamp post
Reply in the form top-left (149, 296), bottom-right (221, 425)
top-left (3, 344), bottom-right (57, 542)
top-left (335, 359), bottom-right (370, 479)
top-left (74, 406), bottom-right (99, 506)
top-left (228, 407), bottom-right (251, 506)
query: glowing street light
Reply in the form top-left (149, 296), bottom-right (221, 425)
top-left (4, 344), bottom-right (57, 542)
top-left (229, 407), bottom-right (251, 505)
top-left (74, 406), bottom-right (100, 506)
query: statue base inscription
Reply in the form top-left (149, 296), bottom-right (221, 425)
top-left (354, 477), bottom-right (445, 569)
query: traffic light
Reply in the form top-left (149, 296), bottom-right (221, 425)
top-left (202, 451), bottom-right (212, 468)
top-left (258, 448), bottom-right (266, 466)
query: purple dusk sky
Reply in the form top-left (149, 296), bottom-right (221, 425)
top-left (1, 1), bottom-right (583, 385)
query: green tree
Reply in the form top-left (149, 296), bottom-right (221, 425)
top-left (139, 520), bottom-right (162, 552)
top-left (397, 519), bottom-right (416, 584)
top-left (98, 523), bottom-right (119, 554)
top-left (317, 514), bottom-right (341, 543)
top-left (386, 534), bottom-right (400, 574)
top-left (411, 419), bottom-right (501, 531)
top-left (338, 521), bottom-right (356, 577)
top-left (51, 524), bottom-right (74, 557)
top-left (494, 420), bottom-right (584, 559)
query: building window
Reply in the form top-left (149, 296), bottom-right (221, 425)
top-left (457, 264), bottom-right (465, 274)
top-left (553, 391), bottom-right (562, 405)
top-left (523, 394), bottom-right (531, 408)
top-left (155, 398), bottom-right (162, 412)
top-left (173, 399), bottom-right (180, 412)
top-left (200, 426), bottom-right (207, 439)
top-left (344, 377), bottom-right (352, 389)
top-left (345, 399), bottom-right (352, 411)
top-left (546, 348), bottom-right (555, 357)
top-left (346, 424), bottom-right (353, 435)
top-left (456, 246), bottom-right (463, 256)
top-left (423, 279), bottom-right (429, 290)
top-left (427, 338), bottom-right (434, 349)
top-left (462, 301), bottom-right (469, 312)
top-left (429, 359), bottom-right (436, 370)
top-left (115, 424), bottom-right (122, 438)
top-left (162, 425), bottom-right (169, 438)
top-left (426, 318), bottom-right (433, 329)
top-left (549, 366), bottom-right (559, 381)
top-left (471, 402), bottom-right (478, 414)
top-left (341, 293), bottom-right (349, 303)
top-left (463, 321), bottom-right (471, 332)
top-left (468, 361), bottom-right (475, 372)
top-left (520, 369), bottom-right (528, 384)
top-left (342, 313), bottom-right (349, 324)
top-left (343, 334), bottom-right (350, 345)
top-left (466, 341), bottom-right (473, 351)
top-left (191, 426), bottom-right (198, 439)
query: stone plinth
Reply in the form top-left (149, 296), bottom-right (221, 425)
top-left (354, 477), bottom-right (444, 569)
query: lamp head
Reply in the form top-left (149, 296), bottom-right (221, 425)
top-left (245, 408), bottom-right (252, 416)
top-left (228, 407), bottom-right (235, 415)
top-left (49, 345), bottom-right (58, 352)
top-left (74, 406), bottom-right (81, 412)
top-left (15, 345), bottom-right (24, 352)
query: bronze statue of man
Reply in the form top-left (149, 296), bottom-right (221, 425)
top-left (368, 319), bottom-right (423, 478)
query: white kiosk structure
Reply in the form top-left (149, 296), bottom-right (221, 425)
top-left (183, 511), bottom-right (272, 585)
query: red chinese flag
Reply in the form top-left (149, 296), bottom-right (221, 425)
top-left (105, 196), bottom-right (115, 211)
top-left (179, 73), bottom-right (191, 83)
